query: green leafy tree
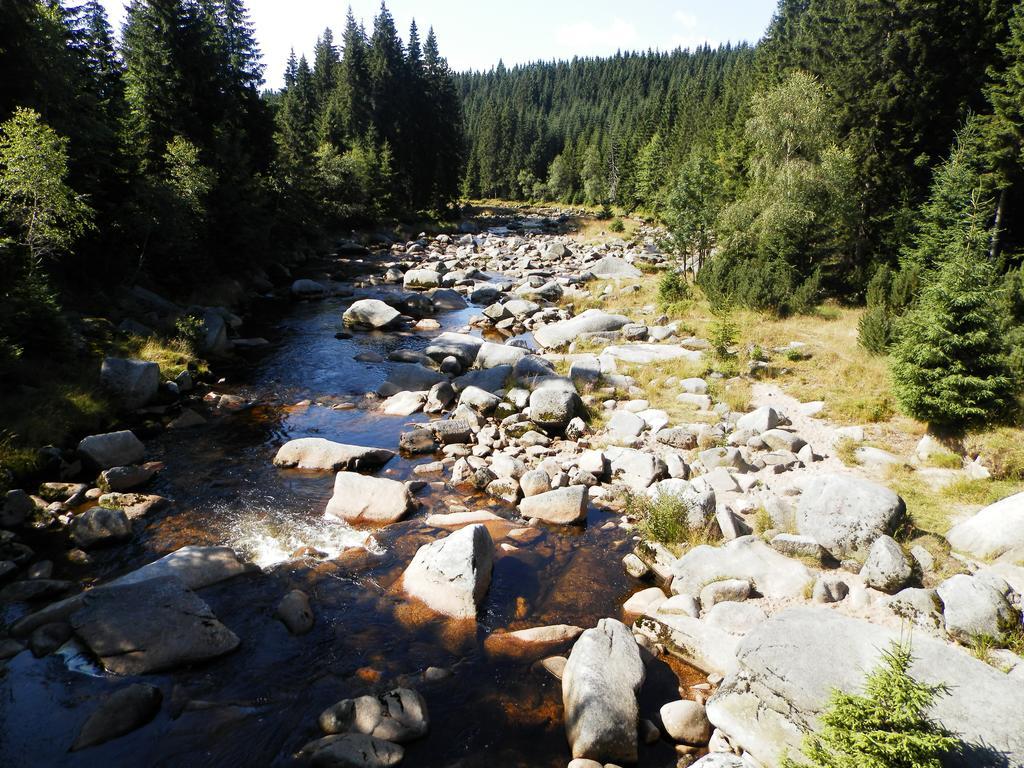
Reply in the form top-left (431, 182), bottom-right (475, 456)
top-left (0, 108), bottom-right (93, 262)
top-left (891, 195), bottom-right (1015, 435)
top-left (665, 145), bottom-right (723, 270)
top-left (784, 641), bottom-right (959, 768)
top-left (164, 135), bottom-right (215, 217)
top-left (703, 72), bottom-right (856, 313)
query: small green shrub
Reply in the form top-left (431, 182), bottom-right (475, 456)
top-left (708, 309), bottom-right (739, 359)
top-left (783, 640), bottom-right (959, 768)
top-left (609, 217), bottom-right (625, 233)
top-left (924, 450), bottom-right (963, 469)
top-left (835, 438), bottom-right (861, 466)
top-left (596, 203), bottom-right (613, 220)
top-left (753, 507), bottom-right (773, 536)
top-left (626, 491), bottom-right (716, 547)
top-left (858, 304), bottom-right (893, 355)
top-left (791, 270), bottom-right (823, 315)
top-left (174, 314), bottom-right (205, 353)
top-left (658, 269), bottom-right (689, 306)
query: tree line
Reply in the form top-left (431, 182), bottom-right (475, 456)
top-left (0, 0), bottom-right (463, 370)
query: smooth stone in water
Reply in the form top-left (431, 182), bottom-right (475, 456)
top-left (562, 618), bottom-right (645, 763)
top-left (274, 438), bottom-right (395, 472)
top-left (325, 472), bottom-right (412, 526)
top-left (77, 431), bottom-right (145, 470)
top-left (402, 524), bottom-right (494, 619)
top-left (519, 486), bottom-right (588, 525)
top-left (276, 589), bottom-right (314, 635)
top-left (660, 699), bottom-right (712, 745)
top-left (71, 683), bottom-right (162, 751)
top-left (69, 576), bottom-right (239, 675)
top-left (70, 507), bottom-right (131, 548)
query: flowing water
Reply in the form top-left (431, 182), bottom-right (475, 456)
top-left (0, 253), bottom-right (702, 767)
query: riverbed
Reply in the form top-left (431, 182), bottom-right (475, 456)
top-left (1, 251), bottom-right (700, 767)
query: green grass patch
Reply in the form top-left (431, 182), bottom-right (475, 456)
top-left (965, 427), bottom-right (1024, 481)
top-left (835, 437), bottom-right (862, 466)
top-left (940, 477), bottom-right (1024, 507)
top-left (884, 464), bottom-right (954, 536)
top-left (625, 489), bottom-right (718, 548)
top-left (924, 450), bottom-right (963, 470)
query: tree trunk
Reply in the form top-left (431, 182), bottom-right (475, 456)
top-left (990, 187), bottom-right (1007, 263)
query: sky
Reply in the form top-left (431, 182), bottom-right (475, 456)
top-left (99, 0), bottom-right (780, 88)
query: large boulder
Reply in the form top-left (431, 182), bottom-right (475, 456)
top-left (343, 299), bottom-right (402, 329)
top-left (402, 524), bottom-right (494, 619)
top-left (533, 309), bottom-right (631, 349)
top-left (669, 536), bottom-right (814, 601)
top-left (705, 607), bottom-right (1024, 768)
top-left (796, 474), bottom-right (906, 558)
top-left (69, 576), bottom-right (240, 675)
top-left (937, 574), bottom-right (1020, 643)
top-left (78, 431), bottom-right (145, 470)
top-left (325, 472), bottom-right (412, 526)
top-left (108, 545), bottom-right (253, 590)
top-left (475, 341), bottom-right (528, 369)
top-left (562, 618), bottom-right (645, 763)
top-left (519, 486), bottom-right (588, 525)
top-left (274, 438), bottom-right (394, 472)
top-left (529, 388), bottom-right (581, 432)
top-left (946, 492), bottom-right (1024, 563)
top-left (425, 332), bottom-right (483, 367)
top-left (601, 344), bottom-right (703, 365)
top-left (589, 256), bottom-right (642, 279)
top-left (100, 357), bottom-right (160, 410)
top-left (736, 406), bottom-right (779, 435)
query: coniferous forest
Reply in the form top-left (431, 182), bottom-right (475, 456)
top-left (1, 0), bottom-right (463, 366)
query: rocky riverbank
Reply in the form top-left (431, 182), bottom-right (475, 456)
top-left (2, 209), bottom-right (1024, 767)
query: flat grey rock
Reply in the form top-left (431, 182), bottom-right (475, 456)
top-left (70, 576), bottom-right (239, 675)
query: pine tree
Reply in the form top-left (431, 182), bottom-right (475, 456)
top-left (275, 55), bottom-right (317, 180)
top-left (337, 9), bottom-right (372, 140)
top-left (891, 194), bottom-right (1015, 435)
top-left (121, 0), bottom-right (194, 168)
top-left (902, 119), bottom-right (990, 273)
top-left (784, 641), bottom-right (959, 768)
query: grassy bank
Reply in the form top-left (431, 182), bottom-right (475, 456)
top-left (0, 329), bottom-right (205, 489)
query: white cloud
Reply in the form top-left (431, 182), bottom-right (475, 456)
top-left (669, 10), bottom-right (717, 51)
top-left (555, 18), bottom-right (639, 56)
top-left (673, 11), bottom-right (698, 29)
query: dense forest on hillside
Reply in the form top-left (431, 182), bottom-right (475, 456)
top-left (459, 1), bottom-right (1024, 306)
top-left (0, 0), bottom-right (462, 368)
